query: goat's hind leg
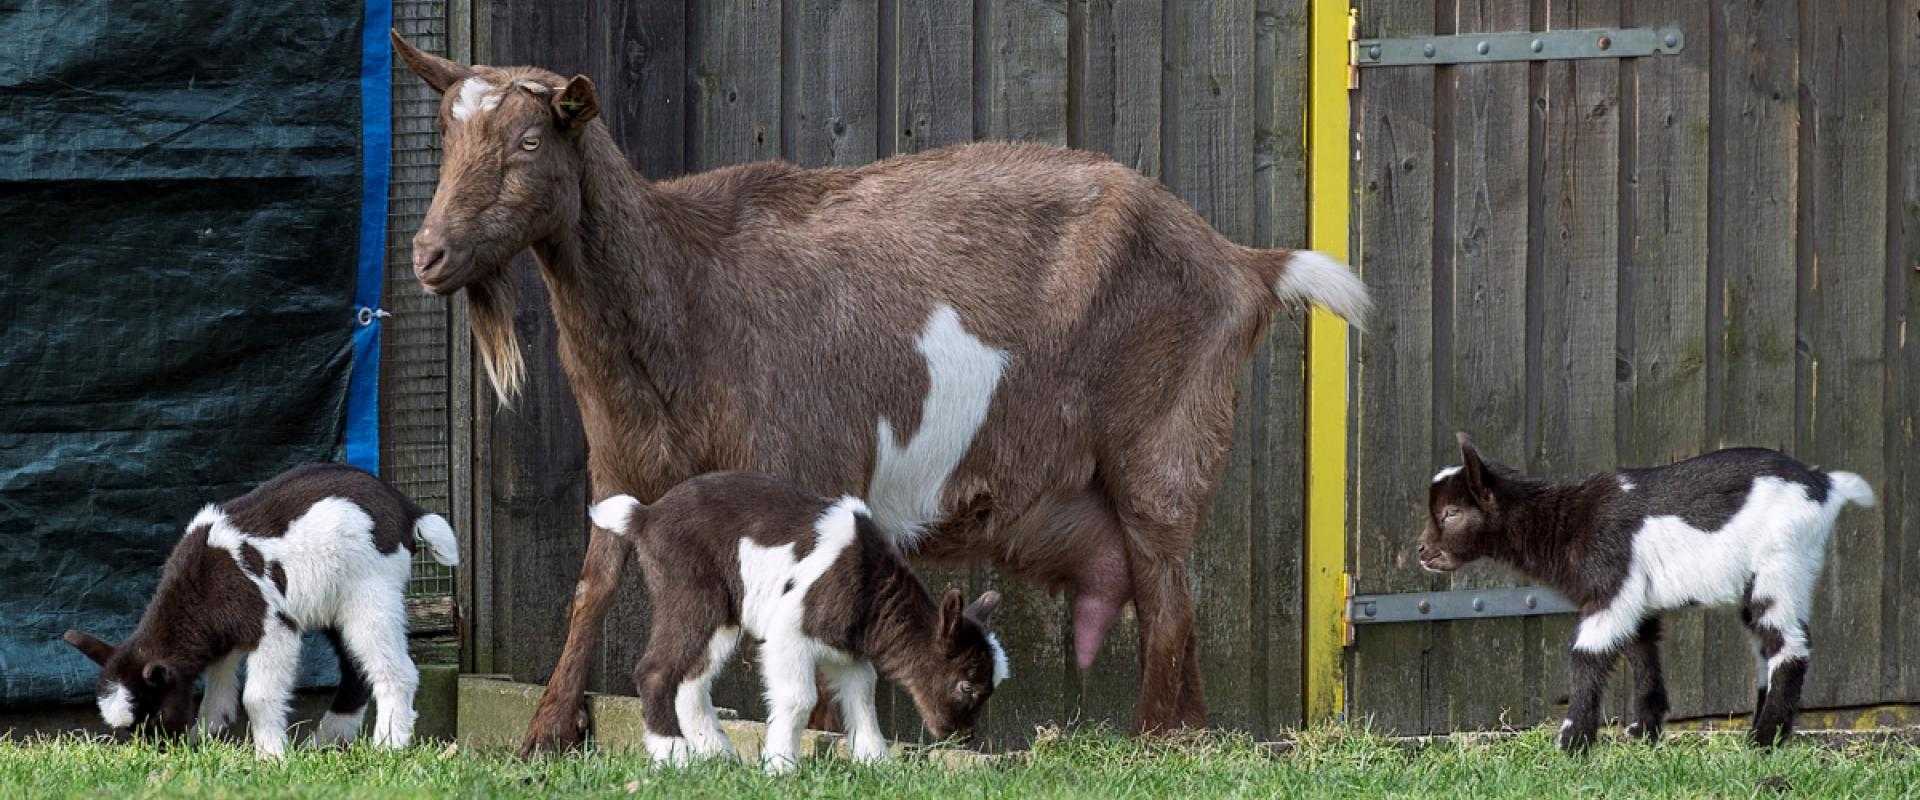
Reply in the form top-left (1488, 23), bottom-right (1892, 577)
top-left (1743, 593), bottom-right (1810, 747)
top-left (1622, 618), bottom-right (1669, 743)
top-left (675, 627), bottom-right (741, 761)
top-left (313, 629), bottom-right (371, 746)
top-left (338, 592), bottom-right (419, 748)
top-left (633, 635), bottom-right (701, 766)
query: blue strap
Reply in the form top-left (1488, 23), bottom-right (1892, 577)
top-left (345, 0), bottom-right (393, 473)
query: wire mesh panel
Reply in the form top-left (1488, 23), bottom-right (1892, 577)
top-left (387, 0), bottom-right (455, 602)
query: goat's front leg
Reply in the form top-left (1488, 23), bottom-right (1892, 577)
top-left (521, 526), bottom-right (629, 757)
top-left (823, 659), bottom-right (889, 763)
top-left (1560, 612), bottom-right (1631, 753)
top-left (1622, 618), bottom-right (1669, 743)
top-left (197, 650), bottom-right (245, 737)
top-left (758, 639), bottom-right (818, 775)
top-left (242, 627), bottom-right (303, 759)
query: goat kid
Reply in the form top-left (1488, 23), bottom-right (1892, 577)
top-left (1419, 434), bottom-right (1874, 752)
top-left (63, 464), bottom-right (459, 758)
top-left (588, 472), bottom-right (1009, 774)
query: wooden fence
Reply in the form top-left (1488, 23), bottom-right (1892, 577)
top-left (376, 0), bottom-right (1920, 743)
top-left (1348, 0), bottom-right (1920, 733)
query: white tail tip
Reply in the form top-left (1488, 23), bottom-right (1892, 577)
top-left (414, 514), bottom-right (460, 566)
top-left (590, 494), bottom-right (642, 534)
top-left (1828, 471), bottom-right (1876, 508)
top-left (1277, 250), bottom-right (1372, 329)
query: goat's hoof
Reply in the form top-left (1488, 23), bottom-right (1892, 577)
top-left (1625, 720), bottom-right (1663, 743)
top-left (518, 709), bottom-right (588, 758)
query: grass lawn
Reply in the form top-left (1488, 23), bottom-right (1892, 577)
top-left (2, 726), bottom-right (1916, 799)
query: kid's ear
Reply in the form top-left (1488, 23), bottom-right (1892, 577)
top-left (938, 587), bottom-right (966, 638)
top-left (62, 630), bottom-right (115, 665)
top-left (551, 74), bottom-right (601, 131)
top-left (142, 661), bottom-right (175, 687)
top-left (1457, 432), bottom-right (1496, 507)
top-left (965, 590), bottom-right (1002, 626)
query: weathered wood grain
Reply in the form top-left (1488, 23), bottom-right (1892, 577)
top-left (690, 0), bottom-right (781, 169)
top-left (893, 0), bottom-right (974, 152)
top-left (786, 0), bottom-right (878, 167)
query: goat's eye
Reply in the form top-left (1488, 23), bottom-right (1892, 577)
top-left (1440, 508), bottom-right (1461, 523)
top-left (520, 136), bottom-right (541, 152)
top-left (956, 680), bottom-right (977, 697)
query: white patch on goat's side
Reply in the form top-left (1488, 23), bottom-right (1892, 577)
top-left (97, 682), bottom-right (133, 728)
top-left (1619, 477), bottom-right (1635, 493)
top-left (1277, 250), bottom-right (1372, 328)
top-left (1571, 476), bottom-right (1853, 654)
top-left (1432, 465), bottom-right (1462, 484)
top-left (451, 77), bottom-right (504, 122)
top-left (590, 494), bottom-right (642, 534)
top-left (868, 305), bottom-right (1008, 549)
top-left (986, 633), bottom-right (1011, 687)
top-left (738, 497), bottom-right (866, 640)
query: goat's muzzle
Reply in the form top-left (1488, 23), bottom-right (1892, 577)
top-left (411, 228), bottom-right (459, 293)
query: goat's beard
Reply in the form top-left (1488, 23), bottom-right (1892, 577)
top-left (467, 270), bottom-right (525, 406)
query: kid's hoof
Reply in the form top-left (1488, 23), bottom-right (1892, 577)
top-left (1555, 719), bottom-right (1595, 754)
top-left (518, 708), bottom-right (589, 758)
top-left (1625, 720), bottom-right (1663, 743)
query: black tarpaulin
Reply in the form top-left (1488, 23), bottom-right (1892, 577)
top-left (0, 0), bottom-right (385, 704)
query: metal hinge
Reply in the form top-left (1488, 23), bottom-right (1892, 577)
top-left (1341, 573), bottom-right (1357, 646)
top-left (1345, 8), bottom-right (1360, 91)
top-left (1352, 26), bottom-right (1684, 69)
top-left (1348, 585), bottom-right (1578, 625)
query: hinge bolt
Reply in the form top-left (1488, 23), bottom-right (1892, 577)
top-left (1368, 44), bottom-right (1381, 60)
top-left (1664, 32), bottom-right (1679, 48)
top-left (1417, 600), bottom-right (1432, 614)
top-left (1525, 595), bottom-right (1539, 609)
top-left (1597, 35), bottom-right (1612, 50)
top-left (1475, 41), bottom-right (1490, 55)
top-left (1472, 597), bottom-right (1486, 612)
top-left (1364, 604), bottom-right (1377, 618)
top-left (1529, 38), bottom-right (1543, 53)
top-left (1423, 43), bottom-right (1436, 58)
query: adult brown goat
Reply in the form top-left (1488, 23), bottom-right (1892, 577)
top-left (392, 31), bottom-right (1369, 754)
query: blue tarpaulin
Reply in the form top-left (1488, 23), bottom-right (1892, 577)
top-left (0, 0), bottom-right (390, 704)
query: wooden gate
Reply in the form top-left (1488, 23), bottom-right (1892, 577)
top-left (1345, 0), bottom-right (1919, 734)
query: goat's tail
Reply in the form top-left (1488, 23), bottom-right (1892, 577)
top-left (1257, 249), bottom-right (1372, 330)
top-left (413, 513), bottom-right (461, 567)
top-left (1826, 471), bottom-right (1877, 509)
top-left (589, 494), bottom-right (647, 537)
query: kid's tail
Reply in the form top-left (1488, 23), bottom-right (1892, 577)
top-left (1264, 250), bottom-right (1372, 330)
top-left (589, 494), bottom-right (646, 536)
top-left (414, 513), bottom-right (461, 566)
top-left (1827, 471), bottom-right (1877, 508)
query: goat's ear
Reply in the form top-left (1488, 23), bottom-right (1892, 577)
top-left (938, 587), bottom-right (967, 638)
top-left (965, 590), bottom-right (1002, 626)
top-left (62, 630), bottom-right (114, 665)
top-left (142, 661), bottom-right (175, 688)
top-left (551, 75), bottom-right (601, 131)
top-left (1457, 432), bottom-right (1496, 507)
top-left (391, 29), bottom-right (472, 94)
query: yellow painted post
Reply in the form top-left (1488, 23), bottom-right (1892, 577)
top-left (1302, 0), bottom-right (1353, 725)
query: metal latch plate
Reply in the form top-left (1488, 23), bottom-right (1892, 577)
top-left (1349, 585), bottom-right (1578, 624)
top-left (1355, 27), bottom-right (1683, 67)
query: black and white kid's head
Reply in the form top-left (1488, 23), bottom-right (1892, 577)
top-left (910, 589), bottom-right (1010, 741)
top-left (1419, 433), bottom-right (1511, 573)
top-left (62, 630), bottom-right (195, 736)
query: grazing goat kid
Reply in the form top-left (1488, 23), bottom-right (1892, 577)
top-left (63, 464), bottom-right (458, 759)
top-left (1419, 434), bottom-right (1874, 752)
top-left (589, 472), bottom-right (1009, 774)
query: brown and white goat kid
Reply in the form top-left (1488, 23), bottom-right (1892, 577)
top-left (587, 472), bottom-right (1008, 774)
top-left (1419, 434), bottom-right (1874, 751)
top-left (62, 464), bottom-right (459, 758)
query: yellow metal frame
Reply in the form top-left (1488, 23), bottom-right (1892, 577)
top-left (1302, 0), bottom-right (1353, 724)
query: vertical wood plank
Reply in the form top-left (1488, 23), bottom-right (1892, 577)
top-left (1251, 0), bottom-right (1308, 733)
top-left (690, 0), bottom-right (781, 170)
top-left (485, 0), bottom-right (596, 690)
top-left (1796, 0), bottom-right (1888, 709)
top-left (1164, 0), bottom-right (1262, 735)
top-left (1533, 0), bottom-right (1620, 727)
top-left (1892, 0), bottom-right (1920, 703)
top-left (1705, 0), bottom-right (1798, 717)
top-left (594, 0), bottom-right (688, 698)
top-left (1074, 0), bottom-right (1161, 174)
top-left (894, 0), bottom-right (974, 152)
top-left (786, 0), bottom-right (879, 166)
top-left (1618, 0), bottom-right (1711, 719)
top-left (1434, 0), bottom-right (1533, 734)
top-left (1348, 0), bottom-right (1436, 736)
top-left (1064, 0), bottom-right (1160, 732)
top-left (972, 0), bottom-right (1073, 749)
